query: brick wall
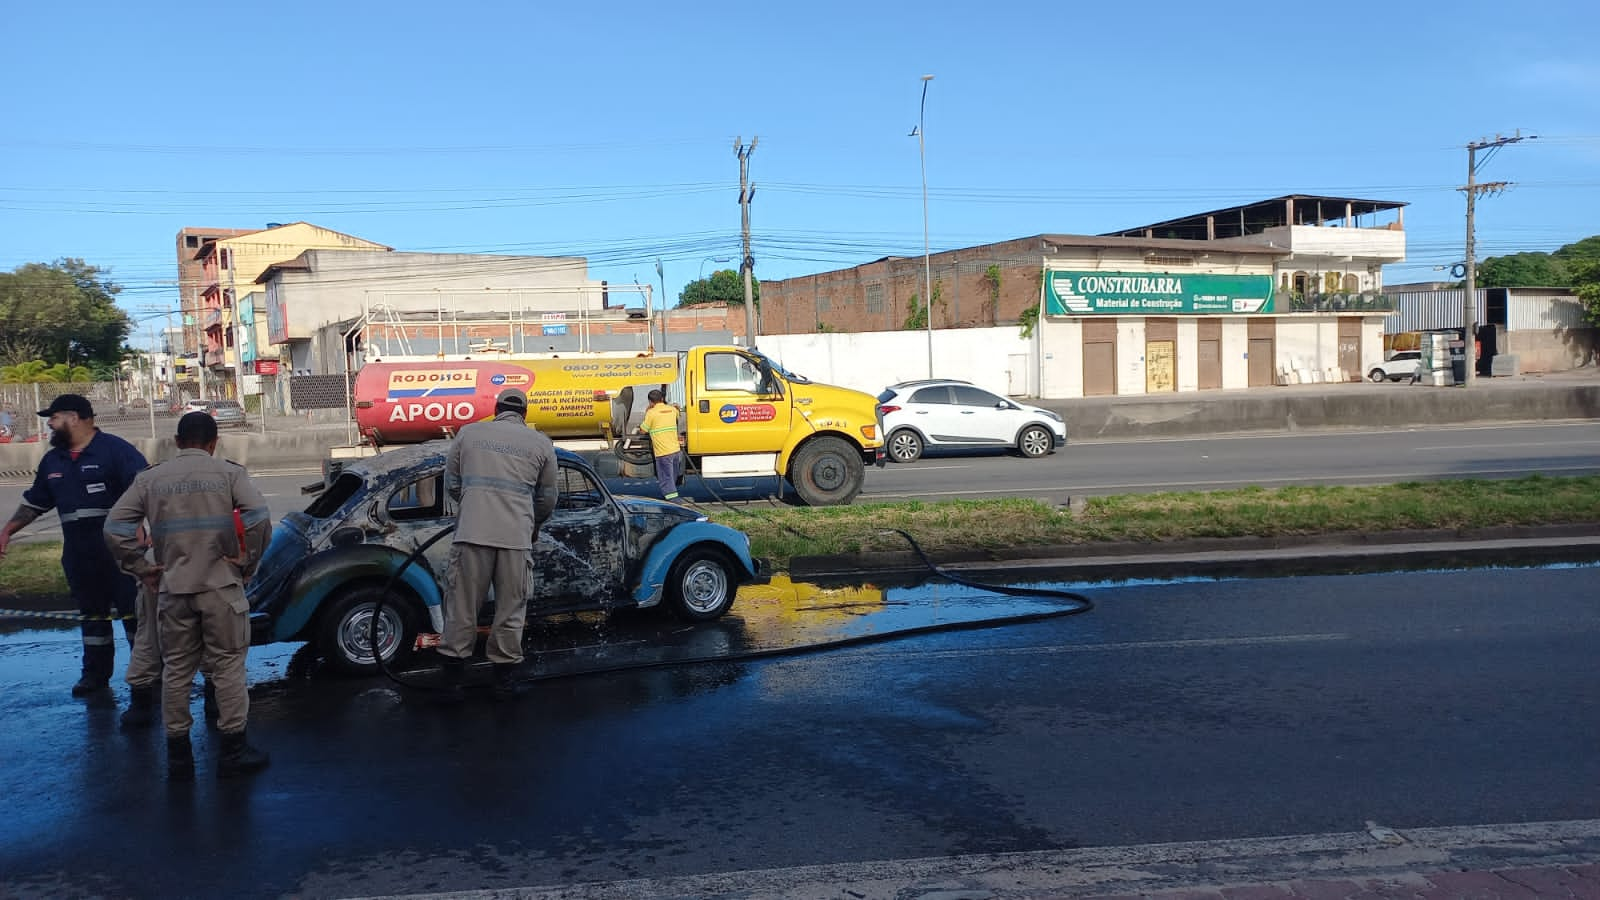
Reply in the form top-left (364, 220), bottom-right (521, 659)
top-left (760, 238), bottom-right (1051, 335)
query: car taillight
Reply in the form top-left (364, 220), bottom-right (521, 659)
top-left (878, 404), bottom-right (901, 415)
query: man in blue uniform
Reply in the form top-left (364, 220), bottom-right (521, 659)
top-left (0, 394), bottom-right (148, 696)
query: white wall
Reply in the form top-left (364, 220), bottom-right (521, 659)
top-left (271, 252), bottom-right (602, 344)
top-left (1037, 317), bottom-right (1081, 399)
top-left (1116, 319), bottom-right (1147, 395)
top-left (1176, 318), bottom-right (1198, 392)
top-left (1222, 320), bottom-right (1250, 388)
top-left (1275, 319), bottom-right (1324, 379)
top-left (1285, 225), bottom-right (1406, 261)
top-left (756, 326), bottom-right (1035, 399)
top-left (1362, 318), bottom-right (1386, 372)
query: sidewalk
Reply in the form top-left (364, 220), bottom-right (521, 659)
top-left (1035, 369), bottom-right (1600, 442)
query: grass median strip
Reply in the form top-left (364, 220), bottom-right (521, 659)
top-left (717, 475), bottom-right (1600, 564)
top-left (3, 476), bottom-right (1598, 599)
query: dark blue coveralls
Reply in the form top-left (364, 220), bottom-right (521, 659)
top-left (20, 430), bottom-right (148, 683)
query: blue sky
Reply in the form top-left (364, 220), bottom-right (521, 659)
top-left (3, 0), bottom-right (1596, 343)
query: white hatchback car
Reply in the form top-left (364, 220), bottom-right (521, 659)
top-left (876, 379), bottom-right (1067, 463)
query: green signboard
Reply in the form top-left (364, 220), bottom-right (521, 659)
top-left (1045, 270), bottom-right (1275, 316)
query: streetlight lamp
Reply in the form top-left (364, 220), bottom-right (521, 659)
top-left (700, 256), bottom-right (734, 282)
top-left (912, 74), bottom-right (935, 377)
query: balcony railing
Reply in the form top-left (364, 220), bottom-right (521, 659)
top-left (1286, 292), bottom-right (1396, 313)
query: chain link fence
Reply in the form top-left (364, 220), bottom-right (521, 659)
top-left (0, 382), bottom-right (157, 443)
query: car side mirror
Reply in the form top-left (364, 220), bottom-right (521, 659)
top-left (330, 526), bottom-right (364, 547)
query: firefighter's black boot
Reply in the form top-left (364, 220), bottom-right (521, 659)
top-left (120, 685), bottom-right (158, 730)
top-left (217, 729), bottom-right (270, 778)
top-left (71, 673), bottom-right (109, 697)
top-left (166, 734), bottom-right (195, 782)
top-left (491, 663), bottom-right (521, 702)
top-left (435, 655), bottom-right (466, 705)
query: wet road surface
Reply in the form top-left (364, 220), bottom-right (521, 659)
top-left (1, 565), bottom-right (1597, 898)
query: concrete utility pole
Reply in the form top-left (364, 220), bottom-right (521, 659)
top-left (1460, 130), bottom-right (1535, 386)
top-left (736, 136), bottom-right (758, 347)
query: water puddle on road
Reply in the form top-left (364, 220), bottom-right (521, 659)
top-left (450, 571), bottom-right (1093, 683)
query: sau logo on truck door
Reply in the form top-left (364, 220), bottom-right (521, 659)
top-left (718, 403), bottom-right (777, 424)
top-left (387, 369), bottom-right (478, 398)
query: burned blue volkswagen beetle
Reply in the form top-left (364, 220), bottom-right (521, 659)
top-left (246, 443), bottom-right (762, 674)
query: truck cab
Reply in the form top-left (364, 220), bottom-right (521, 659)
top-left (666, 347), bottom-right (882, 506)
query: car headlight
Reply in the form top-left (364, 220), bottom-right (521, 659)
top-left (1043, 410), bottom-right (1063, 423)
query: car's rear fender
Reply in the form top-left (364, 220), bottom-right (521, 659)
top-left (272, 545), bottom-right (443, 643)
top-left (630, 521), bottom-right (760, 608)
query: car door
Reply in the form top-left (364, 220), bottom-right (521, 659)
top-left (904, 385), bottom-right (960, 445)
top-left (949, 385), bottom-right (1014, 445)
top-left (685, 349), bottom-right (792, 456)
top-left (383, 472), bottom-right (457, 585)
top-left (529, 461), bottom-right (628, 611)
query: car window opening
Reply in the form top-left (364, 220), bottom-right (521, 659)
top-left (306, 473), bottom-right (363, 518)
top-left (389, 475), bottom-right (444, 521)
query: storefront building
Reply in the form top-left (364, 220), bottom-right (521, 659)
top-left (758, 195), bottom-right (1407, 399)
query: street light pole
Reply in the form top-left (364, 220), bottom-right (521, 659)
top-left (916, 74), bottom-right (935, 378)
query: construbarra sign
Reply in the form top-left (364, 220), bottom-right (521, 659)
top-left (1045, 270), bottom-right (1274, 315)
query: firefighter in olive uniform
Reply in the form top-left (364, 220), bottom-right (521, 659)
top-left (105, 412), bottom-right (272, 780)
top-left (439, 388), bottom-right (557, 701)
top-left (0, 394), bottom-right (146, 696)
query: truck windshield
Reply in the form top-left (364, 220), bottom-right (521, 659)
top-left (752, 350), bottom-right (810, 384)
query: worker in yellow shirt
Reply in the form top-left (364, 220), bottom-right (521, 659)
top-left (639, 389), bottom-right (683, 501)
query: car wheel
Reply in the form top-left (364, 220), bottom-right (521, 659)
top-left (1368, 368), bottom-right (1387, 382)
top-left (317, 585), bottom-right (420, 676)
top-left (667, 546), bottom-right (736, 622)
top-left (887, 429), bottom-right (924, 463)
top-left (789, 435), bottom-right (865, 506)
top-left (1017, 425), bottom-right (1052, 458)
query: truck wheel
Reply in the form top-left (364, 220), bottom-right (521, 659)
top-left (790, 436), bottom-right (865, 506)
top-left (667, 546), bottom-right (737, 621)
top-left (887, 429), bottom-right (924, 463)
top-left (317, 585), bottom-right (419, 676)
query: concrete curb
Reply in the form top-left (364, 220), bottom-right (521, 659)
top-left (788, 524), bottom-right (1600, 580)
top-left (355, 817), bottom-right (1600, 899)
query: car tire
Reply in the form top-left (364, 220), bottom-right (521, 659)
top-left (1368, 368), bottom-right (1387, 382)
top-left (667, 546), bottom-right (737, 622)
top-left (887, 429), bottom-right (924, 463)
top-left (1017, 424), bottom-right (1052, 459)
top-left (317, 584), bottom-right (421, 676)
top-left (789, 435), bottom-right (865, 506)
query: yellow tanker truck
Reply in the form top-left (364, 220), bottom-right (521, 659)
top-left (340, 346), bottom-right (884, 506)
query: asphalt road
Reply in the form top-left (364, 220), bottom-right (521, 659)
top-left (0, 565), bottom-right (1595, 898)
top-left (4, 421), bottom-right (1598, 535)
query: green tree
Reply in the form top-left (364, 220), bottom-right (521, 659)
top-left (1476, 252), bottom-right (1570, 288)
top-left (1475, 235), bottom-right (1600, 290)
top-left (0, 259), bottom-right (130, 367)
top-left (0, 359), bottom-right (92, 383)
top-left (678, 269), bottom-right (760, 308)
top-left (1572, 259), bottom-right (1600, 327)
